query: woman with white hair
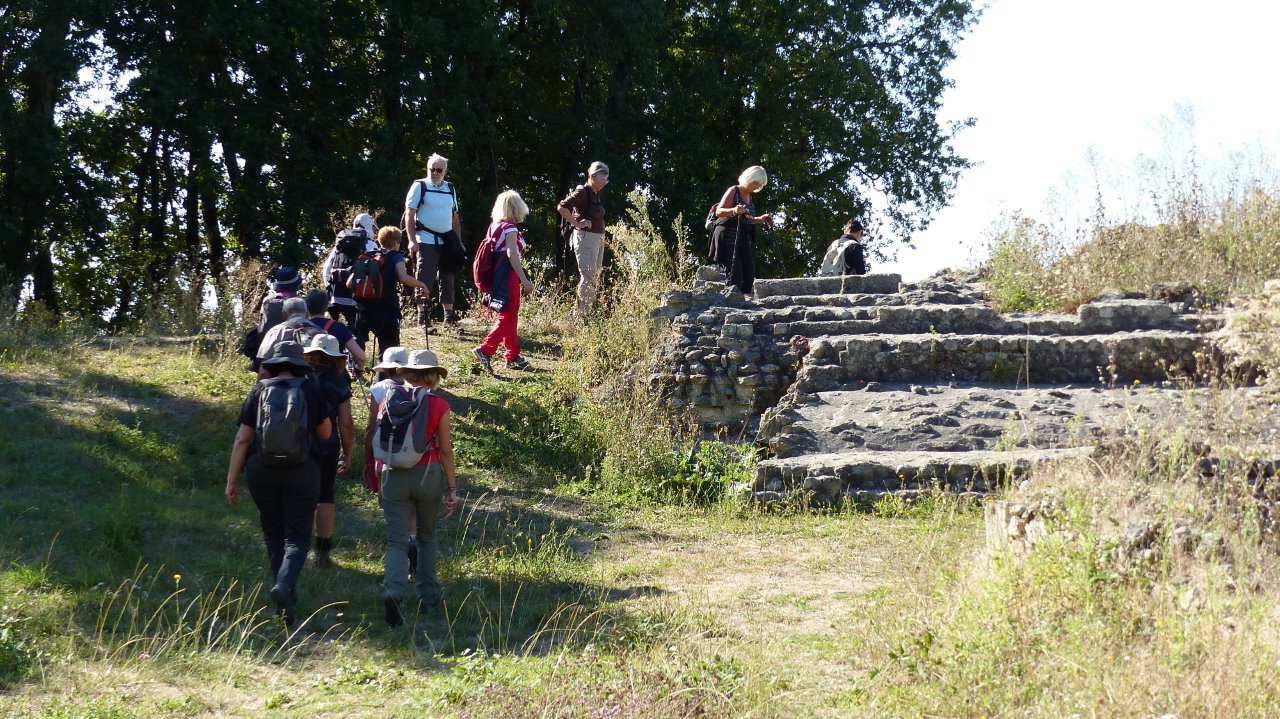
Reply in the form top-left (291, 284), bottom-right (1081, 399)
top-left (709, 165), bottom-right (774, 296)
top-left (556, 161), bottom-right (610, 315)
top-left (473, 190), bottom-right (537, 372)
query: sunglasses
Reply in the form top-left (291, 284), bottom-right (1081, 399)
top-left (429, 167), bottom-right (445, 173)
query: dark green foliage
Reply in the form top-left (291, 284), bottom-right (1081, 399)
top-left (1, 1), bottom-right (976, 325)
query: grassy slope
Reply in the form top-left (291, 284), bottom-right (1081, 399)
top-left (0, 322), bottom-right (981, 718)
top-left (4, 313), bottom-right (1280, 717)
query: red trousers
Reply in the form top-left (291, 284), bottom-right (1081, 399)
top-left (479, 273), bottom-right (521, 362)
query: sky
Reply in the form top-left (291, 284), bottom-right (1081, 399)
top-left (880, 0), bottom-right (1280, 281)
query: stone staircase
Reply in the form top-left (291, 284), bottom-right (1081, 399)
top-left (650, 270), bottom-right (1247, 503)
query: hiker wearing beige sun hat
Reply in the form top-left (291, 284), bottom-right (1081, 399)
top-left (375, 347), bottom-right (457, 627)
top-left (303, 334), bottom-right (356, 568)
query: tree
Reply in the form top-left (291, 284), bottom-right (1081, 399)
top-left (3, 0), bottom-right (977, 323)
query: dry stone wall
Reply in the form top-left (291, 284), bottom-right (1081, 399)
top-left (649, 268), bottom-right (1239, 503)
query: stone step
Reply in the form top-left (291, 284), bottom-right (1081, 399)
top-left (795, 330), bottom-right (1208, 387)
top-left (746, 301), bottom-right (1217, 339)
top-left (756, 288), bottom-right (983, 309)
top-left (754, 447), bottom-right (1095, 501)
top-left (753, 273), bottom-right (902, 298)
top-left (758, 382), bottom-right (1186, 459)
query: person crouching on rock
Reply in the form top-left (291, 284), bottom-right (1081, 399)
top-left (225, 340), bottom-right (332, 628)
top-left (819, 219), bottom-right (867, 276)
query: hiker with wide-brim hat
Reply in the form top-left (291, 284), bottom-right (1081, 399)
top-left (303, 334), bottom-right (354, 569)
top-left (376, 348), bottom-right (458, 627)
top-left (364, 346), bottom-right (409, 496)
top-left (225, 340), bottom-right (332, 627)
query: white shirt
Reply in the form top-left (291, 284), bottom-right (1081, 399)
top-left (405, 179), bottom-right (458, 244)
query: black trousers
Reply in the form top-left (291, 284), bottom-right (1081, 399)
top-left (717, 238), bottom-right (756, 295)
top-left (353, 307), bottom-right (401, 355)
top-left (246, 455), bottom-right (320, 594)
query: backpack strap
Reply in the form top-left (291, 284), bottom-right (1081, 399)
top-left (412, 179), bottom-right (427, 211)
top-left (323, 318), bottom-right (336, 333)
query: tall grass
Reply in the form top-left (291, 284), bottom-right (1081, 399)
top-left (984, 124), bottom-right (1280, 312)
top-left (525, 193), bottom-right (715, 503)
top-left (853, 395), bottom-right (1280, 715)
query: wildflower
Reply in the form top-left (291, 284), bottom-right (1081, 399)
top-left (173, 573), bottom-right (181, 586)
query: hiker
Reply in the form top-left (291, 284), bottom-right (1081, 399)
top-left (365, 345), bottom-right (409, 496)
top-left (374, 348), bottom-right (458, 627)
top-left (303, 334), bottom-right (355, 569)
top-left (473, 190), bottom-right (537, 372)
top-left (256, 297), bottom-right (323, 378)
top-left (364, 345), bottom-right (421, 569)
top-left (556, 161), bottom-right (610, 315)
top-left (239, 266), bottom-right (304, 372)
top-left (405, 154), bottom-right (464, 332)
top-left (709, 165), bottom-right (774, 297)
top-left (349, 226), bottom-right (428, 355)
top-left (819, 219), bottom-right (867, 276)
top-left (305, 288), bottom-right (365, 376)
top-left (323, 214), bottom-right (380, 325)
top-left (224, 340), bottom-right (332, 627)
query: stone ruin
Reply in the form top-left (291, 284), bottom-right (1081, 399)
top-left (649, 268), bottom-right (1269, 503)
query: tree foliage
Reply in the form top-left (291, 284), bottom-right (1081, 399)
top-left (0, 0), bottom-right (976, 327)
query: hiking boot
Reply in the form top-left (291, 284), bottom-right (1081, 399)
top-left (444, 310), bottom-right (460, 326)
top-left (315, 549), bottom-right (333, 569)
top-left (270, 583), bottom-right (297, 628)
top-left (384, 597), bottom-right (404, 628)
top-left (472, 348), bottom-right (493, 374)
top-left (505, 356), bottom-right (531, 371)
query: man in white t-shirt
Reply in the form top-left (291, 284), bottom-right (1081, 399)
top-left (404, 154), bottom-right (462, 332)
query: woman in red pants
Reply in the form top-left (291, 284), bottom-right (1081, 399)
top-left (473, 189), bottom-right (537, 372)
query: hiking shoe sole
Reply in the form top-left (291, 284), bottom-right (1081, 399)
top-left (506, 357), bottom-right (531, 371)
top-left (472, 348), bottom-right (493, 373)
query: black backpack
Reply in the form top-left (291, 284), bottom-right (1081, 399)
top-left (255, 377), bottom-right (311, 467)
top-left (329, 229), bottom-right (369, 300)
top-left (238, 295), bottom-right (288, 365)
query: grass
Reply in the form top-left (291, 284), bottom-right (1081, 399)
top-left (4, 193), bottom-right (1280, 716)
top-left (982, 130), bottom-right (1280, 313)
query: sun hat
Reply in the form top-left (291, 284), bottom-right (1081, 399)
top-left (403, 349), bottom-right (448, 378)
top-left (261, 340), bottom-right (311, 370)
top-left (304, 333), bottom-right (344, 358)
top-left (271, 266), bottom-right (302, 293)
top-left (353, 213), bottom-right (377, 238)
top-left (373, 346), bottom-right (409, 370)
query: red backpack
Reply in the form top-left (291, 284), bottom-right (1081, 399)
top-left (350, 249), bottom-right (387, 301)
top-left (472, 221), bottom-right (516, 294)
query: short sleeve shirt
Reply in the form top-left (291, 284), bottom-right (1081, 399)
top-left (308, 317), bottom-right (356, 349)
top-left (405, 179), bottom-right (459, 243)
top-left (310, 368), bottom-right (352, 454)
top-left (492, 223), bottom-right (525, 254)
top-left (237, 376), bottom-right (328, 455)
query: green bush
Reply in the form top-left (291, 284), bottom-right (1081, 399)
top-left (655, 441), bottom-right (758, 505)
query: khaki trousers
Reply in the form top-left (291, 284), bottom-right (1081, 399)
top-left (571, 229), bottom-right (605, 314)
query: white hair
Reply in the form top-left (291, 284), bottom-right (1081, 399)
top-left (427, 153), bottom-right (448, 169)
top-left (738, 165), bottom-right (768, 189)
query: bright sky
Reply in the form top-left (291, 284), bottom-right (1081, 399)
top-left (882, 0), bottom-right (1280, 281)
